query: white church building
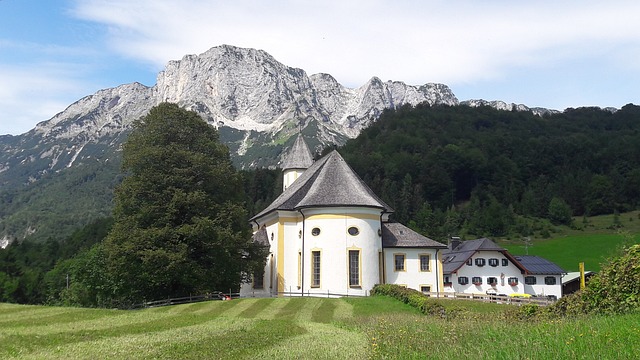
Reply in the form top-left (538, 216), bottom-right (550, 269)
top-left (240, 135), bottom-right (447, 297)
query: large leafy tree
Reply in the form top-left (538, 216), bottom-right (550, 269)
top-left (104, 103), bottom-right (265, 305)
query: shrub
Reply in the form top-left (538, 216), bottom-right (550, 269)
top-left (371, 284), bottom-right (445, 317)
top-left (550, 244), bottom-right (640, 316)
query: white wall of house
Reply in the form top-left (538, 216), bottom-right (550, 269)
top-left (383, 248), bottom-right (442, 293)
top-left (445, 250), bottom-right (525, 295)
top-left (523, 274), bottom-right (562, 298)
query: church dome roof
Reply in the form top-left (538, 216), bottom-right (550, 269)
top-left (251, 150), bottom-right (393, 220)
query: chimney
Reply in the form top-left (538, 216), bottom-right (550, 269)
top-left (449, 236), bottom-right (461, 251)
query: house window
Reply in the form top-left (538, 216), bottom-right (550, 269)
top-left (347, 226), bottom-right (359, 236)
top-left (311, 227), bottom-right (321, 236)
top-left (544, 276), bottom-right (557, 285)
top-left (489, 258), bottom-right (499, 267)
top-left (419, 254), bottom-right (430, 272)
top-left (525, 276), bottom-right (537, 285)
top-left (348, 250), bottom-right (360, 287)
top-left (253, 271), bottom-right (264, 289)
top-left (311, 250), bottom-right (321, 288)
top-left (466, 258), bottom-right (473, 266)
top-left (394, 254), bottom-right (406, 272)
top-left (472, 276), bottom-right (482, 285)
top-left (487, 277), bottom-right (498, 286)
top-left (475, 258), bottom-right (486, 267)
top-left (502, 259), bottom-right (508, 266)
top-left (508, 277), bottom-right (519, 286)
top-left (420, 285), bottom-right (431, 295)
top-left (458, 276), bottom-right (469, 285)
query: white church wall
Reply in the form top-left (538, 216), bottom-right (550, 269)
top-left (383, 248), bottom-right (441, 293)
top-left (300, 207), bottom-right (383, 296)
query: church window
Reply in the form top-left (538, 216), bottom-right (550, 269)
top-left (394, 253), bottom-right (406, 272)
top-left (420, 285), bottom-right (431, 295)
top-left (311, 251), bottom-right (321, 288)
top-left (348, 250), bottom-right (361, 287)
top-left (347, 226), bottom-right (359, 236)
top-left (311, 227), bottom-right (320, 236)
top-left (419, 254), bottom-right (430, 271)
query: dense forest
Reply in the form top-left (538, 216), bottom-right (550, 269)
top-left (338, 103), bottom-right (640, 240)
top-left (2, 103), bottom-right (640, 305)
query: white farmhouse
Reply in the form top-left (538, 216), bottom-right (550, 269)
top-left (442, 237), bottom-right (565, 299)
top-left (240, 135), bottom-right (446, 297)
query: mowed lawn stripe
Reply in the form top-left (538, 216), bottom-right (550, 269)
top-left (239, 298), bottom-right (275, 318)
top-left (275, 298), bottom-right (308, 321)
top-left (292, 297), bottom-right (321, 322)
top-left (254, 298), bottom-right (292, 320)
top-left (0, 308), bottom-right (119, 328)
top-left (255, 322), bottom-right (369, 359)
top-left (218, 298), bottom-right (261, 318)
top-left (190, 298), bottom-right (240, 316)
top-left (332, 299), bottom-right (355, 321)
top-left (0, 311), bottom-right (227, 358)
top-left (152, 319), bottom-right (307, 359)
top-left (18, 317), bottom-right (259, 360)
top-left (312, 298), bottom-right (337, 323)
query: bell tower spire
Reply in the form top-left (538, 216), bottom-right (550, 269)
top-left (281, 134), bottom-right (313, 192)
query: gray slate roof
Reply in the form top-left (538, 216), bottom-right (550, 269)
top-left (442, 238), bottom-right (525, 274)
top-left (281, 134), bottom-right (313, 170)
top-left (382, 222), bottom-right (446, 248)
top-left (514, 255), bottom-right (565, 275)
top-left (251, 150), bottom-right (393, 221)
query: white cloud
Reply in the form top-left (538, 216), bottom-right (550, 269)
top-left (0, 62), bottom-right (93, 135)
top-left (71, 0), bottom-right (640, 87)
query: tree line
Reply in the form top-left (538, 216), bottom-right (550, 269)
top-left (2, 102), bottom-right (640, 305)
top-left (339, 103), bottom-right (640, 240)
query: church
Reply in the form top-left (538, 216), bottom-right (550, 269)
top-left (240, 135), bottom-right (447, 297)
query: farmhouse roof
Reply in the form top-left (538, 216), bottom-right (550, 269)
top-left (442, 237), bottom-right (526, 274)
top-left (281, 134), bottom-right (313, 171)
top-left (515, 255), bottom-right (566, 275)
top-left (251, 150), bottom-right (393, 221)
top-left (382, 223), bottom-right (446, 248)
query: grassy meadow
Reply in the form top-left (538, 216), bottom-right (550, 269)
top-left (1, 296), bottom-right (639, 359)
top-left (500, 210), bottom-right (640, 272)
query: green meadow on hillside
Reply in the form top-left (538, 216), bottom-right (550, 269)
top-left (1, 296), bottom-right (639, 359)
top-left (500, 211), bottom-right (640, 272)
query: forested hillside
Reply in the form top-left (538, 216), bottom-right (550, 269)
top-left (339, 103), bottom-right (640, 239)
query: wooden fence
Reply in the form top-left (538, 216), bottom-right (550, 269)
top-left (135, 290), bottom-right (555, 309)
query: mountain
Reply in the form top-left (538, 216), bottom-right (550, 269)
top-left (0, 44), bottom-right (458, 245)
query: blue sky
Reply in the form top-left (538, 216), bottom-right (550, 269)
top-left (1, 0), bottom-right (639, 135)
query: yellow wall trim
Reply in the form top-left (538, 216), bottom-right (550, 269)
top-left (306, 213), bottom-right (381, 221)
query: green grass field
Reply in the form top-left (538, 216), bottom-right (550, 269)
top-left (1, 297), bottom-right (639, 359)
top-left (500, 211), bottom-right (640, 272)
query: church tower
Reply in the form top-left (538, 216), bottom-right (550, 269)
top-left (280, 134), bottom-right (313, 191)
